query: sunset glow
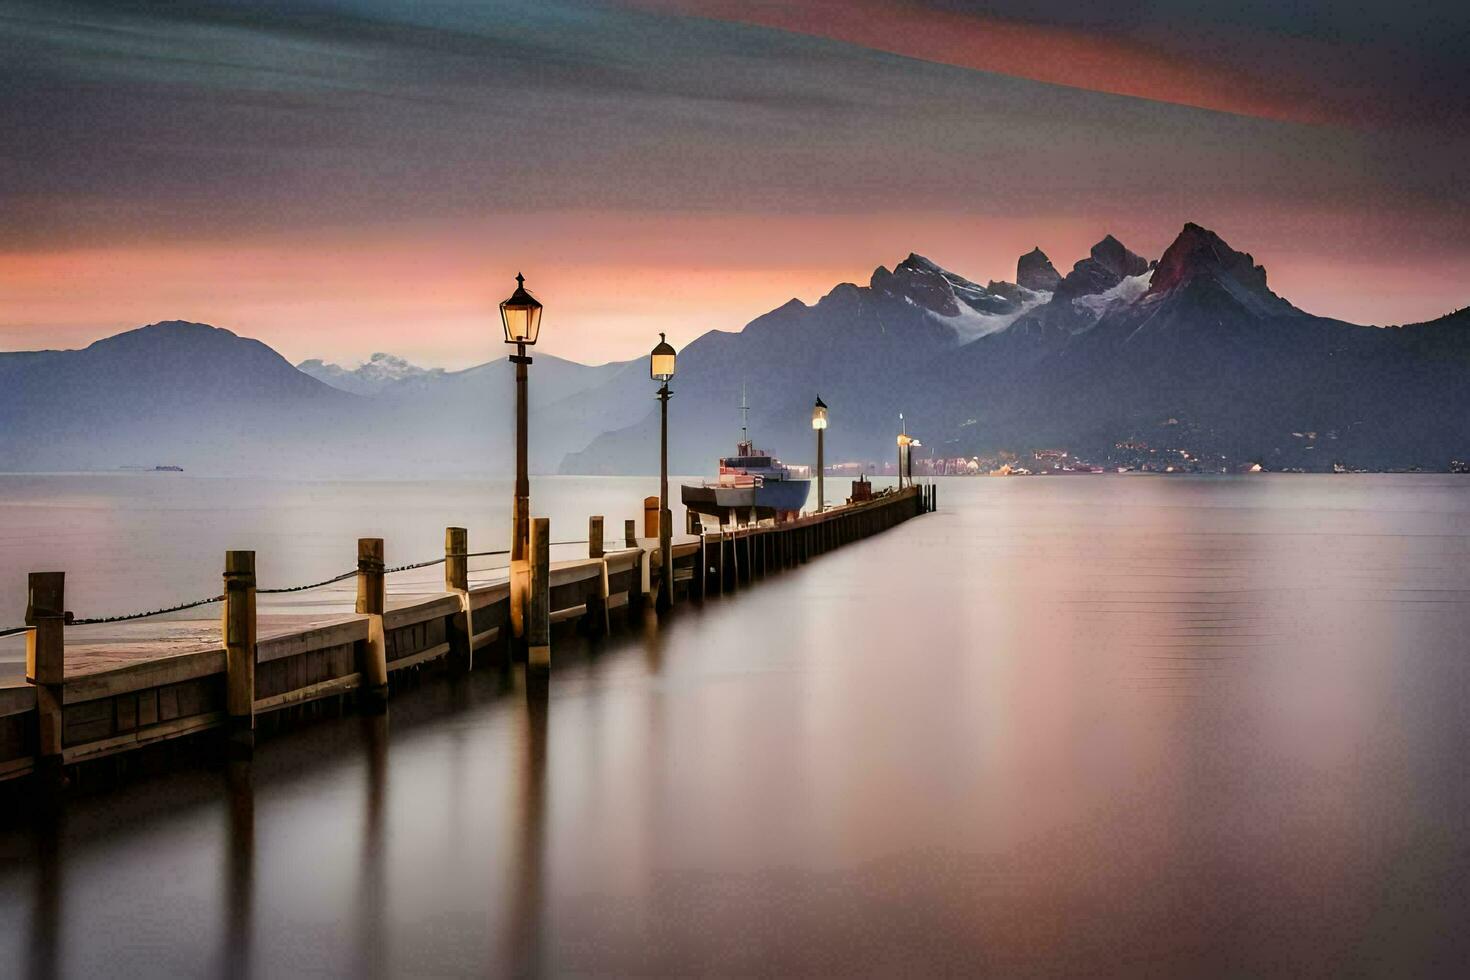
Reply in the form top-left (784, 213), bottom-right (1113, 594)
top-left (2, 0), bottom-right (1466, 365)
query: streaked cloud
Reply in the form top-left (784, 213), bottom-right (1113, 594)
top-left (0, 0), bottom-right (1466, 362)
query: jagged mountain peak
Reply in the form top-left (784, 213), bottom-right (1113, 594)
top-left (1017, 247), bottom-right (1062, 292)
top-left (895, 252), bottom-right (944, 274)
top-left (1148, 222), bottom-right (1270, 297)
top-left (1053, 235), bottom-right (1151, 303)
top-left (1088, 235), bottom-right (1150, 280)
top-left (871, 254), bottom-right (963, 316)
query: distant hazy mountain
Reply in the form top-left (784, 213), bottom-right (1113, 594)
top-left (0, 321), bottom-right (374, 474)
top-left (298, 352), bottom-right (445, 395)
top-left (0, 321), bottom-right (636, 476)
top-left (3, 225), bottom-right (1467, 478)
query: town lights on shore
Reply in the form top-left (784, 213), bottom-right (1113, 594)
top-left (651, 334), bottom-right (677, 609)
top-left (812, 397), bottom-right (827, 513)
top-left (501, 273), bottom-right (542, 642)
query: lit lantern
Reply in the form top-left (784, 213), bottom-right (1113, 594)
top-left (650, 333), bottom-right (677, 383)
top-left (500, 273), bottom-right (543, 347)
top-left (811, 396), bottom-right (828, 430)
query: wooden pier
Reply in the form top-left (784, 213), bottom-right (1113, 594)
top-left (0, 485), bottom-right (929, 789)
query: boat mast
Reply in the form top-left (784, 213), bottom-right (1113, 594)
top-left (739, 383), bottom-right (751, 453)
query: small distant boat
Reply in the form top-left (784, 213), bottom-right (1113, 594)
top-left (681, 390), bottom-right (810, 526)
top-left (153, 465), bottom-right (184, 472)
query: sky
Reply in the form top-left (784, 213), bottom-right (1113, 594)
top-left (2, 0), bottom-right (1467, 368)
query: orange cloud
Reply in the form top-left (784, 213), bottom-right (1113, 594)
top-left (632, 0), bottom-right (1332, 124)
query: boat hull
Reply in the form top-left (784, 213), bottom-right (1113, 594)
top-left (681, 478), bottom-right (810, 523)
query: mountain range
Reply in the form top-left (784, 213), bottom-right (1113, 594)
top-left (2, 222), bottom-right (1467, 477)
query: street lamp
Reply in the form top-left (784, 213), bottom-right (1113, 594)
top-left (651, 333), bottom-right (677, 610)
top-left (811, 396), bottom-right (828, 513)
top-left (500, 273), bottom-right (542, 640)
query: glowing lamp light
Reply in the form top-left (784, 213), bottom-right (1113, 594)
top-left (811, 396), bottom-right (828, 431)
top-left (500, 273), bottom-right (543, 346)
top-left (650, 333), bottom-right (677, 382)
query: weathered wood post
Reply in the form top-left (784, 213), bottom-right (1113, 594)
top-left (222, 551), bottom-right (257, 756)
top-left (717, 531), bottom-right (729, 593)
top-left (695, 534), bottom-right (707, 599)
top-left (528, 518), bottom-right (551, 668)
top-left (445, 527), bottom-right (473, 674)
top-left (588, 515), bottom-right (604, 561)
top-left (357, 538), bottom-right (389, 711)
top-left (25, 571), bottom-right (66, 786)
top-left (586, 516), bottom-right (609, 636)
top-left (643, 496), bottom-right (659, 538)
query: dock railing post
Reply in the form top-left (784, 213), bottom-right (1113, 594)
top-left (357, 538), bottom-right (389, 712)
top-left (528, 518), bottom-right (551, 668)
top-left (587, 516), bottom-right (608, 636)
top-left (445, 527), bottom-right (473, 673)
top-left (588, 515), bottom-right (604, 560)
top-left (222, 551), bottom-right (257, 756)
top-left (25, 571), bottom-right (67, 787)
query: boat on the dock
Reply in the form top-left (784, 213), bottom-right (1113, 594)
top-left (681, 392), bottom-right (811, 525)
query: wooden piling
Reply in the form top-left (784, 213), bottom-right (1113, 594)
top-left (25, 571), bottom-right (66, 786)
top-left (586, 517), bottom-right (608, 635)
top-left (445, 527), bottom-right (472, 673)
top-left (357, 538), bottom-right (389, 711)
top-left (643, 496), bottom-right (660, 538)
top-left (222, 551), bottom-right (257, 754)
top-left (588, 516), bottom-right (604, 560)
top-left (528, 518), bottom-right (551, 668)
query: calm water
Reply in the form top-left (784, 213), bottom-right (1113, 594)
top-left (2, 475), bottom-right (1469, 976)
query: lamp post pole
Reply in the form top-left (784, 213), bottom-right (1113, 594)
top-left (658, 382), bottom-right (673, 610)
top-left (512, 341), bottom-right (530, 563)
top-left (817, 426), bottom-right (824, 513)
top-left (649, 333), bottom-right (678, 611)
top-left (812, 396), bottom-right (827, 513)
top-left (499, 272), bottom-right (543, 644)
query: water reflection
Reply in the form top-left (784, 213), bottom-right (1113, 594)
top-left (27, 805), bottom-right (62, 980)
top-left (354, 714), bottom-right (389, 980)
top-left (3, 477), bottom-right (1470, 975)
top-left (222, 761), bottom-right (253, 980)
top-left (506, 670), bottom-right (549, 976)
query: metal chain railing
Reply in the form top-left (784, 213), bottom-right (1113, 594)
top-left (0, 540), bottom-right (613, 635)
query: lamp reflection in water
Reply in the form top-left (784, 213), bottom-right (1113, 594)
top-left (28, 805), bottom-right (64, 980)
top-left (353, 713), bottom-right (390, 978)
top-left (222, 759), bottom-right (256, 980)
top-left (506, 670), bottom-right (550, 975)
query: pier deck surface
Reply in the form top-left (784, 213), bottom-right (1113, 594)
top-left (0, 536), bottom-right (703, 690)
